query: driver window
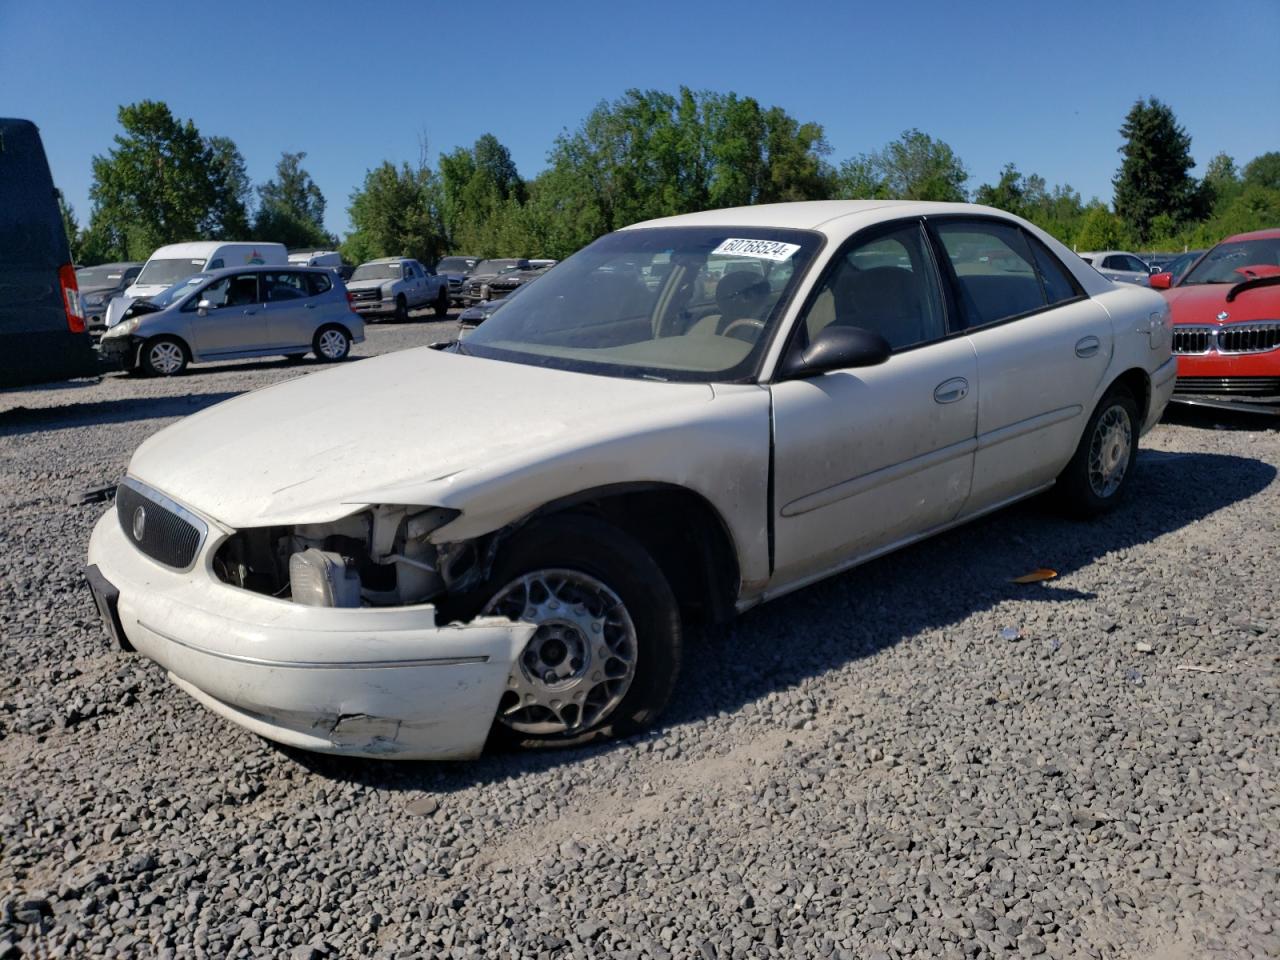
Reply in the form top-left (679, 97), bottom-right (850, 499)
top-left (800, 223), bottom-right (945, 351)
top-left (194, 273), bottom-right (260, 311)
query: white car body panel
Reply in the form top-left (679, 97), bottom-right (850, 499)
top-left (88, 200), bottom-right (1175, 760)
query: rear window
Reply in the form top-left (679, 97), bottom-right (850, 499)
top-left (0, 119), bottom-right (67, 268)
top-left (307, 272), bottom-right (333, 296)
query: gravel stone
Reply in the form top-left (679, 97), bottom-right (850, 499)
top-left (1, 324), bottom-right (1277, 959)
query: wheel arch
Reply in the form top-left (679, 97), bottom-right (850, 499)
top-left (521, 482), bottom-right (742, 627)
top-left (1106, 366), bottom-right (1151, 423)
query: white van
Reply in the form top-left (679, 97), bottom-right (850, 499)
top-left (104, 241), bottom-right (287, 328)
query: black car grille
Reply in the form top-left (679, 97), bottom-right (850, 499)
top-left (1174, 377), bottom-right (1280, 397)
top-left (116, 480), bottom-right (207, 569)
top-left (1172, 326), bottom-right (1214, 354)
top-left (1173, 322), bottom-right (1280, 355)
top-left (1218, 322), bottom-right (1280, 354)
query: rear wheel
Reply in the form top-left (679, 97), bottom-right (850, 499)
top-left (1055, 386), bottom-right (1139, 517)
top-left (434, 288), bottom-right (449, 318)
top-left (446, 514), bottom-right (682, 749)
top-left (312, 325), bottom-right (351, 362)
top-left (140, 337), bottom-right (188, 377)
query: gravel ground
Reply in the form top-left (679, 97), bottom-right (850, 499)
top-left (0, 320), bottom-right (1276, 959)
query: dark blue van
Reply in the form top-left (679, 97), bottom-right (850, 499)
top-left (0, 118), bottom-right (95, 388)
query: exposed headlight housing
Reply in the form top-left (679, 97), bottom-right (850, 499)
top-left (289, 548), bottom-right (362, 607)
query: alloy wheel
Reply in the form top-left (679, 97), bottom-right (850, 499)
top-left (483, 569), bottom-right (638, 736)
top-left (148, 342), bottom-right (184, 375)
top-left (318, 330), bottom-right (347, 359)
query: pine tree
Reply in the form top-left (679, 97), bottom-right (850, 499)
top-left (1112, 98), bottom-right (1199, 243)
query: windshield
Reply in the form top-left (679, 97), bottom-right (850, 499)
top-left (148, 274), bottom-right (212, 309)
top-left (461, 226), bottom-right (821, 382)
top-left (437, 257), bottom-right (478, 274)
top-left (136, 257), bottom-right (207, 287)
top-left (1181, 237), bottom-right (1280, 285)
top-left (77, 266), bottom-right (126, 288)
top-left (473, 259), bottom-right (523, 275)
top-left (351, 262), bottom-right (402, 281)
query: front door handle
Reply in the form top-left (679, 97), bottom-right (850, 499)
top-left (1075, 335), bottom-right (1101, 358)
top-left (243, 309), bottom-right (257, 316)
top-left (933, 377), bottom-right (969, 404)
top-left (305, 303), bottom-right (316, 309)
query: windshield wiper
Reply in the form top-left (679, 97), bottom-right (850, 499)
top-left (1226, 275), bottom-right (1280, 302)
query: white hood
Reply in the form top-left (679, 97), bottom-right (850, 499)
top-left (127, 347), bottom-right (715, 528)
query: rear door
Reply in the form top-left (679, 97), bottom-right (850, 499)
top-left (929, 218), bottom-right (1113, 512)
top-left (186, 273), bottom-right (266, 356)
top-left (770, 219), bottom-right (979, 588)
top-left (260, 270), bottom-right (317, 348)
top-left (0, 118), bottom-right (95, 387)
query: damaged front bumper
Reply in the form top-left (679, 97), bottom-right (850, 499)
top-left (86, 511), bottom-right (535, 760)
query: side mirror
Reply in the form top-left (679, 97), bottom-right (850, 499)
top-left (197, 299), bottom-right (212, 316)
top-left (1149, 272), bottom-right (1172, 290)
top-left (780, 325), bottom-right (892, 379)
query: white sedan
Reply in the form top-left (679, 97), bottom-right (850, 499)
top-left (86, 201), bottom-right (1176, 759)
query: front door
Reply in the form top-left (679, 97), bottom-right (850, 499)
top-left (771, 219), bottom-right (978, 590)
top-left (928, 218), bottom-right (1114, 512)
top-left (188, 272), bottom-right (266, 356)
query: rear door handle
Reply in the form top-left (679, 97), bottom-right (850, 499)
top-left (243, 309), bottom-right (257, 316)
top-left (933, 377), bottom-right (969, 404)
top-left (1075, 336), bottom-right (1101, 358)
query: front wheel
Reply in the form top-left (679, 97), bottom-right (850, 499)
top-left (1055, 386), bottom-right (1139, 517)
top-left (393, 295), bottom-right (408, 323)
top-left (140, 336), bottom-right (188, 377)
top-left (312, 325), bottom-right (351, 362)
top-left (447, 514), bottom-right (682, 749)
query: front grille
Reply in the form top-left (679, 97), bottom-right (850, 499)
top-left (1218, 322), bottom-right (1280, 354)
top-left (350, 288), bottom-right (381, 303)
top-left (1172, 326), bottom-right (1214, 354)
top-left (116, 479), bottom-right (207, 570)
top-left (1173, 322), bottom-right (1280, 355)
top-left (1174, 377), bottom-right (1280, 397)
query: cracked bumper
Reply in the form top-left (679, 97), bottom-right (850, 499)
top-left (87, 511), bottom-right (534, 760)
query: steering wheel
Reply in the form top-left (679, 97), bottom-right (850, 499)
top-left (721, 317), bottom-right (765, 343)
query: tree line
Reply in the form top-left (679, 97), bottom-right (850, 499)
top-left (69, 92), bottom-right (1280, 268)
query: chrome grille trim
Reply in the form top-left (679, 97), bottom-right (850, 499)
top-left (115, 478), bottom-right (208, 571)
top-left (1173, 321), bottom-right (1280, 355)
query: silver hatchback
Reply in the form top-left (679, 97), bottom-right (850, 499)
top-left (98, 265), bottom-right (366, 376)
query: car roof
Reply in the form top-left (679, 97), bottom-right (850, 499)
top-left (1077, 250), bottom-right (1139, 259)
top-left (196, 264), bottom-right (335, 279)
top-left (364, 256), bottom-right (413, 264)
top-left (1223, 228), bottom-right (1280, 242)
top-left (78, 261), bottom-right (142, 270)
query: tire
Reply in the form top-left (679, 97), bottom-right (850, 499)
top-left (433, 288), bottom-right (449, 318)
top-left (312, 325), bottom-right (351, 362)
top-left (1055, 386), bottom-right (1139, 517)
top-left (446, 514), bottom-right (683, 750)
top-left (393, 295), bottom-right (408, 323)
top-left (140, 336), bottom-right (188, 377)
top-left (284, 353), bottom-right (307, 363)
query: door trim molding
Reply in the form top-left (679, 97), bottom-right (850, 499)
top-left (976, 404), bottom-right (1082, 452)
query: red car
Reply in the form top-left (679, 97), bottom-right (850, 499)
top-left (1151, 227), bottom-right (1280, 414)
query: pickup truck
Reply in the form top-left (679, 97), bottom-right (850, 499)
top-left (346, 257), bottom-right (450, 321)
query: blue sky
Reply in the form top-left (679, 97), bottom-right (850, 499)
top-left (4, 0), bottom-right (1277, 238)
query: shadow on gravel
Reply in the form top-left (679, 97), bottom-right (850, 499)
top-left (0, 392), bottom-right (242, 435)
top-left (285, 448), bottom-right (1277, 792)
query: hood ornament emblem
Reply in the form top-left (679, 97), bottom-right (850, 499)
top-left (1217, 311), bottom-right (1229, 321)
top-left (132, 506), bottom-right (147, 542)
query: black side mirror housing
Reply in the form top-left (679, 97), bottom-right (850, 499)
top-left (780, 325), bottom-right (892, 379)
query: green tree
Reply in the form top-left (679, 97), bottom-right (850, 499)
top-left (343, 161), bottom-right (442, 266)
top-left (254, 151), bottom-right (330, 249)
top-left (1112, 98), bottom-right (1200, 243)
top-left (1074, 202), bottom-right (1131, 251)
top-left (1202, 152), bottom-right (1240, 210)
top-left (835, 129), bottom-right (967, 202)
top-left (974, 163), bottom-right (1028, 217)
top-left (1242, 151), bottom-right (1280, 191)
top-left (87, 101), bottom-right (250, 259)
top-left (438, 135), bottom-right (527, 255)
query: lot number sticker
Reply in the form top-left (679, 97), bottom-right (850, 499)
top-left (711, 238), bottom-right (801, 262)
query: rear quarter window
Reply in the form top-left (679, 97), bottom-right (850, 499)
top-left (306, 272), bottom-right (333, 296)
